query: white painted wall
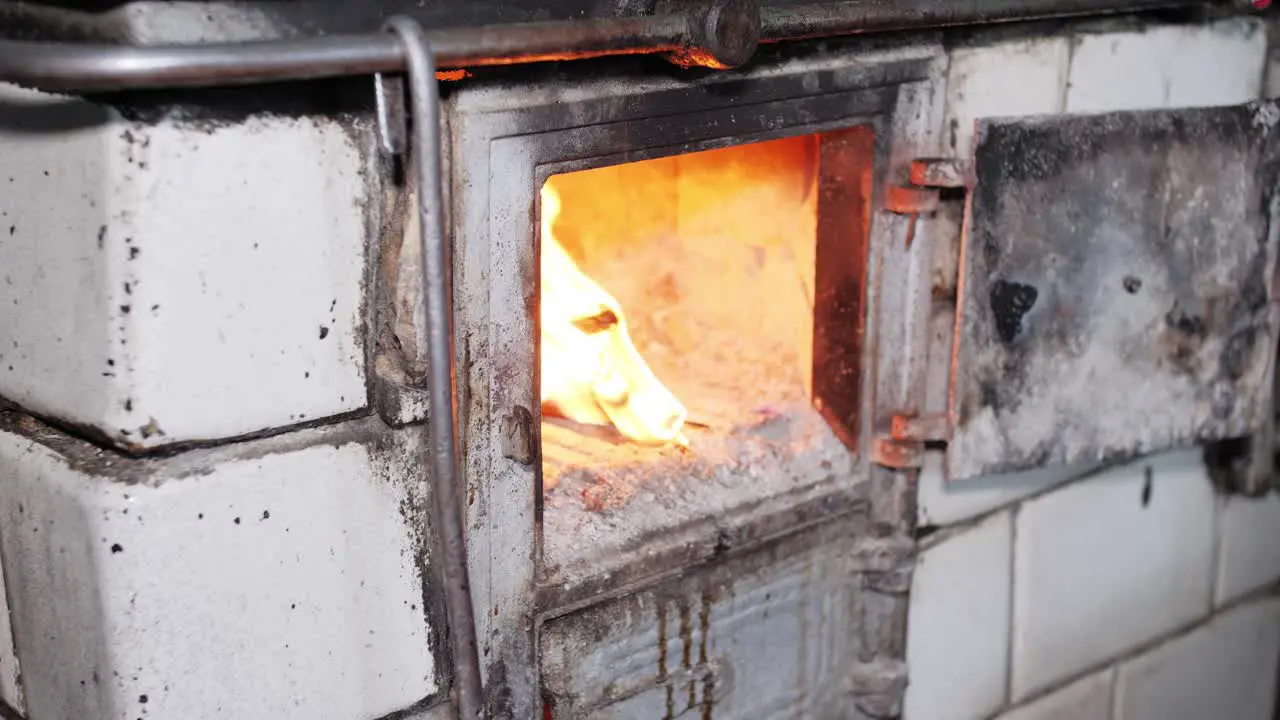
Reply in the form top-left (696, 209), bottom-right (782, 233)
top-left (906, 17), bottom-right (1280, 720)
top-left (0, 85), bottom-right (370, 450)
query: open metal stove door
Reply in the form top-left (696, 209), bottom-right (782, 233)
top-left (946, 101), bottom-right (1280, 482)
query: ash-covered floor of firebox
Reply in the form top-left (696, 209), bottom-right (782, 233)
top-left (540, 392), bottom-right (856, 592)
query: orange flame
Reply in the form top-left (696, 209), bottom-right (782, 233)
top-left (539, 181), bottom-right (688, 446)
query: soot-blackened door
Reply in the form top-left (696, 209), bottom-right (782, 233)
top-left (947, 101), bottom-right (1280, 482)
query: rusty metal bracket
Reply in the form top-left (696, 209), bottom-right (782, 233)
top-left (885, 155), bottom-right (962, 248)
top-left (889, 412), bottom-right (950, 443)
top-left (884, 185), bottom-right (940, 215)
top-left (884, 158), bottom-right (969, 248)
top-left (884, 186), bottom-right (936, 250)
top-left (908, 158), bottom-right (972, 189)
top-left (871, 436), bottom-right (923, 470)
top-left (871, 413), bottom-right (949, 470)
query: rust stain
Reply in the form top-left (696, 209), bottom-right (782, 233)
top-left (657, 601), bottom-right (673, 720)
top-left (698, 593), bottom-right (711, 665)
top-left (699, 592), bottom-right (715, 719)
top-left (680, 601), bottom-right (695, 710)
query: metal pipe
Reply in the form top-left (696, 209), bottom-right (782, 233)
top-left (0, 0), bottom-right (1211, 92)
top-left (759, 0), bottom-right (1204, 41)
top-left (383, 16), bottom-right (485, 720)
top-left (0, 14), bottom-right (689, 92)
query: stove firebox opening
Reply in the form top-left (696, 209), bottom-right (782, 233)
top-left (538, 127), bottom-right (873, 522)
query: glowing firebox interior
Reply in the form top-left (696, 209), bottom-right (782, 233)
top-left (539, 135), bottom-right (835, 508)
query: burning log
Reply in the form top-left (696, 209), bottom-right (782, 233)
top-left (539, 181), bottom-right (689, 447)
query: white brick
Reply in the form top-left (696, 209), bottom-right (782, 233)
top-left (0, 546), bottom-right (21, 714)
top-left (0, 416), bottom-right (436, 720)
top-left (1115, 598), bottom-right (1280, 720)
top-left (995, 670), bottom-right (1113, 720)
top-left (1217, 493), bottom-right (1280, 606)
top-left (1011, 450), bottom-right (1215, 700)
top-left (943, 37), bottom-right (1069, 157)
top-left (917, 453), bottom-right (1098, 527)
top-left (1066, 18), bottom-right (1266, 114)
top-left (905, 512), bottom-right (1012, 720)
top-left (0, 85), bottom-right (369, 449)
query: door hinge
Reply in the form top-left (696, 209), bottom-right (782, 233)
top-left (908, 158), bottom-right (971, 189)
top-left (884, 158), bottom-right (970, 248)
top-left (872, 412), bottom-right (950, 470)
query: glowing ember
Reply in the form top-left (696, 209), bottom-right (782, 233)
top-left (539, 181), bottom-right (688, 446)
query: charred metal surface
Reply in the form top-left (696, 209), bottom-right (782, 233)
top-left (539, 517), bottom-right (912, 718)
top-left (501, 405), bottom-right (536, 466)
top-left (813, 125), bottom-right (876, 455)
top-left (0, 0), bottom-right (1216, 46)
top-left (760, 0), bottom-right (1211, 41)
top-left (0, 0), bottom-right (1244, 96)
top-left (657, 0), bottom-right (761, 69)
top-left (447, 43), bottom-right (937, 716)
top-left (540, 482), bottom-right (868, 615)
top-left (949, 101), bottom-right (1280, 481)
top-left (1206, 322), bottom-right (1280, 496)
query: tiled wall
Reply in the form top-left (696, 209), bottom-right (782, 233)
top-left (905, 16), bottom-right (1280, 720)
top-left (0, 85), bottom-right (371, 451)
top-left (0, 87), bottom-right (437, 718)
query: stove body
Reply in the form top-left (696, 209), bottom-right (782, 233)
top-left (0, 3), bottom-right (1278, 720)
top-left (441, 44), bottom-right (938, 718)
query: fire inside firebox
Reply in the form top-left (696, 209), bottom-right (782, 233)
top-left (538, 127), bottom-right (874, 584)
top-left (539, 132), bottom-right (860, 508)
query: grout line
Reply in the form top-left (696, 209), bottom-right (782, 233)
top-left (1004, 505), bottom-right (1019, 707)
top-left (1105, 665), bottom-right (1120, 720)
top-left (986, 583), bottom-right (1280, 719)
top-left (1209, 489), bottom-right (1226, 612)
top-left (917, 457), bottom-right (1119, 552)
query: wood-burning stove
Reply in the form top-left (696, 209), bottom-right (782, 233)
top-left (428, 44), bottom-right (937, 716)
top-left (0, 2), bottom-right (1276, 720)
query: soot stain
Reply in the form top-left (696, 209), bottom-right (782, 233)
top-left (989, 279), bottom-right (1039, 344)
top-left (1141, 465), bottom-right (1153, 508)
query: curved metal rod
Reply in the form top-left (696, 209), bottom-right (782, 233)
top-left (0, 0), bottom-right (1207, 93)
top-left (384, 16), bottom-right (485, 720)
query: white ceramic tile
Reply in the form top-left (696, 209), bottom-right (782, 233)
top-left (0, 420), bottom-right (436, 720)
top-left (917, 452), bottom-right (1099, 527)
top-left (943, 37), bottom-right (1069, 156)
top-left (0, 548), bottom-right (21, 714)
top-left (904, 512), bottom-right (1013, 720)
top-left (1217, 493), bottom-right (1280, 606)
top-left (1011, 450), bottom-right (1215, 700)
top-left (1066, 18), bottom-right (1266, 114)
top-left (995, 669), bottom-right (1113, 720)
top-left (0, 84), bottom-right (369, 449)
top-left (1115, 598), bottom-right (1280, 720)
